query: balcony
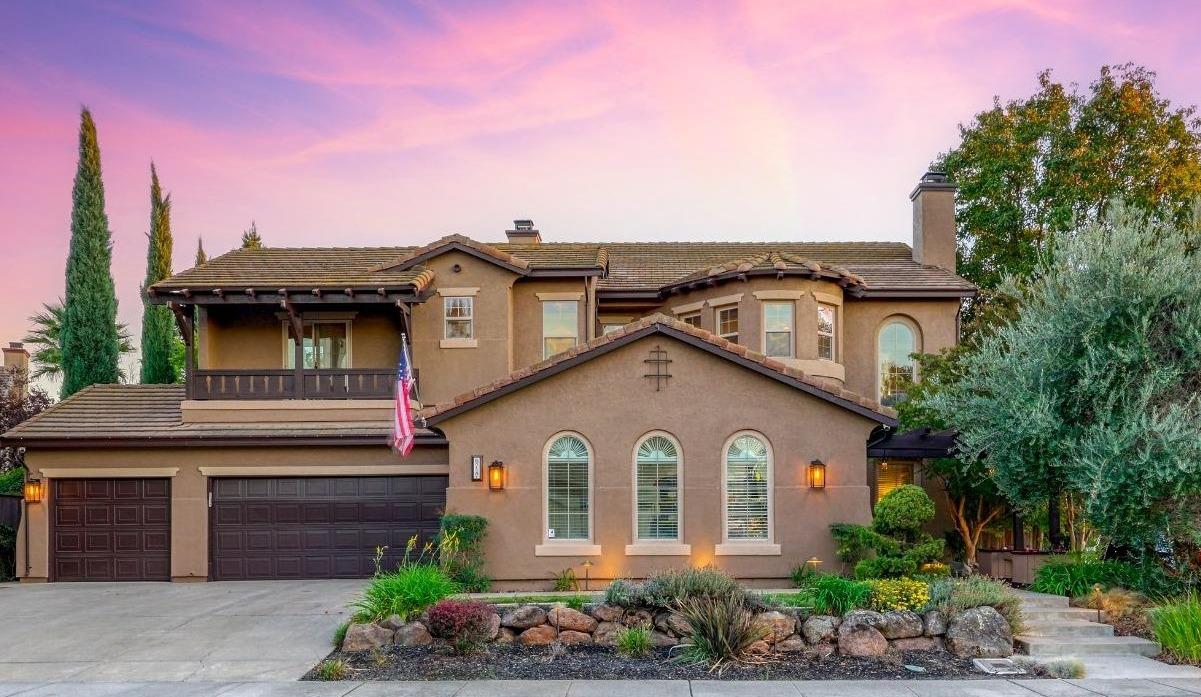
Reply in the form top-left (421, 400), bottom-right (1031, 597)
top-left (189, 368), bottom-right (412, 400)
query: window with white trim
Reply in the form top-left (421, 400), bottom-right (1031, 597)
top-left (444, 297), bottom-right (473, 339)
top-left (817, 303), bottom-right (836, 361)
top-left (716, 306), bottom-right (739, 343)
top-left (680, 312), bottom-right (701, 328)
top-left (763, 301), bottom-right (794, 358)
top-left (634, 433), bottom-right (681, 541)
top-left (878, 320), bottom-right (918, 405)
top-left (724, 433), bottom-right (770, 541)
top-left (542, 301), bottom-right (579, 358)
top-left (546, 434), bottom-right (590, 540)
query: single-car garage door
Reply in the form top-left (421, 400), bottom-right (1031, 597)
top-left (210, 475), bottom-right (447, 580)
top-left (52, 478), bottom-right (171, 582)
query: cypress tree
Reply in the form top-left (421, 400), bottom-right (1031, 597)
top-left (195, 237), bottom-right (208, 266)
top-left (60, 107), bottom-right (120, 398)
top-left (139, 163), bottom-right (179, 384)
top-left (241, 221), bottom-right (263, 249)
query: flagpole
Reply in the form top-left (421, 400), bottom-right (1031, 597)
top-left (400, 332), bottom-right (427, 430)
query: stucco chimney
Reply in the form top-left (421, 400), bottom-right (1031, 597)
top-left (505, 219), bottom-right (541, 244)
top-left (909, 171), bottom-right (957, 272)
top-left (3, 342), bottom-right (28, 376)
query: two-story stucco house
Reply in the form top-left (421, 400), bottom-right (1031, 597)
top-left (3, 172), bottom-right (973, 587)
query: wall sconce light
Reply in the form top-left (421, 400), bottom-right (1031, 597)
top-left (488, 460), bottom-right (505, 491)
top-left (808, 459), bottom-right (826, 489)
top-left (23, 478), bottom-right (43, 504)
top-left (806, 556), bottom-right (822, 571)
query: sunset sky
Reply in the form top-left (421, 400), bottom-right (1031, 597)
top-left (2, 1), bottom-right (1200, 387)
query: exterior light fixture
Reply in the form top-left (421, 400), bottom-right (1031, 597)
top-left (806, 556), bottom-right (822, 571)
top-left (582, 560), bottom-right (593, 591)
top-left (808, 459), bottom-right (826, 489)
top-left (23, 478), bottom-right (43, 504)
top-left (488, 460), bottom-right (505, 491)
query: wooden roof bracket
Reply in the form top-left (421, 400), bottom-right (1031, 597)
top-left (280, 295), bottom-right (303, 339)
top-left (168, 302), bottom-right (194, 345)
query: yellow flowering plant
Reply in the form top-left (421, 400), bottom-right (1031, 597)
top-left (868, 577), bottom-right (930, 612)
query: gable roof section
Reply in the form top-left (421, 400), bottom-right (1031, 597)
top-left (372, 234), bottom-right (532, 275)
top-left (661, 250), bottom-right (866, 294)
top-left (0, 384), bottom-right (443, 448)
top-left (421, 313), bottom-right (898, 426)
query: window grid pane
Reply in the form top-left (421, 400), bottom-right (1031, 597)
top-left (878, 322), bottom-right (917, 405)
top-left (764, 302), bottom-right (793, 358)
top-left (725, 435), bottom-right (769, 540)
top-left (543, 301), bottom-right (578, 358)
top-left (717, 307), bottom-right (739, 343)
top-left (547, 436), bottom-right (590, 540)
top-left (681, 313), bottom-right (701, 328)
top-left (636, 435), bottom-right (680, 540)
top-left (817, 305), bottom-right (835, 361)
top-left (444, 297), bottom-right (474, 339)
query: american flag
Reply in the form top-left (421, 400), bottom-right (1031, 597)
top-left (391, 334), bottom-right (416, 456)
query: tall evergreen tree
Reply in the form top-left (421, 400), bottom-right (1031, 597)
top-left (240, 221), bottom-right (263, 249)
top-left (139, 163), bottom-right (180, 384)
top-left (60, 107), bottom-right (120, 398)
top-left (195, 237), bottom-right (208, 266)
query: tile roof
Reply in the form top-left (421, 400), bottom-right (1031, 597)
top-left (0, 384), bottom-right (439, 445)
top-left (662, 249), bottom-right (865, 291)
top-left (422, 313), bottom-right (897, 425)
top-left (150, 239), bottom-right (972, 296)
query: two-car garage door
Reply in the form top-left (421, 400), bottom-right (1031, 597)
top-left (49, 475), bottom-right (447, 582)
top-left (209, 475), bottom-right (447, 580)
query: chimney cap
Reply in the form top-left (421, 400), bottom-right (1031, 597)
top-left (512, 219), bottom-right (535, 231)
top-left (910, 170), bottom-right (956, 200)
top-left (5, 342), bottom-right (25, 351)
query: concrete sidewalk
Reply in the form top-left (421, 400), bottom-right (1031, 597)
top-left (5, 679), bottom-right (1201, 696)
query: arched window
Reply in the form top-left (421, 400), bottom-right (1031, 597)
top-left (878, 320), bottom-right (918, 406)
top-left (723, 432), bottom-right (771, 541)
top-left (545, 434), bottom-right (591, 541)
top-left (634, 433), bottom-right (682, 542)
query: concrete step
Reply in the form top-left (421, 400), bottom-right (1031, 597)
top-left (1016, 635), bottom-right (1161, 657)
top-left (1021, 607), bottom-right (1102, 622)
top-left (1020, 619), bottom-right (1114, 638)
top-left (1012, 590), bottom-right (1071, 608)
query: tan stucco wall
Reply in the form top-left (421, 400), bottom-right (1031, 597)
top-left (197, 305), bottom-right (403, 371)
top-left (511, 278), bottom-right (591, 369)
top-left (439, 333), bottom-right (880, 586)
top-left (840, 298), bottom-right (960, 401)
top-left (17, 445), bottom-right (448, 582)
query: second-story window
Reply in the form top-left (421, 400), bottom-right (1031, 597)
top-left (716, 306), bottom-right (739, 343)
top-left (286, 321), bottom-right (349, 369)
top-left (763, 301), bottom-right (794, 358)
top-left (543, 300), bottom-right (578, 358)
top-left (444, 297), bottom-right (474, 340)
top-left (680, 312), bottom-right (701, 328)
top-left (817, 304), bottom-right (836, 361)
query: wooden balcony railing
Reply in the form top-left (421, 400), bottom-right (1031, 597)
top-left (189, 368), bottom-right (412, 400)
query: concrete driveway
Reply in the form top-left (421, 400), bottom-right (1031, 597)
top-left (0, 580), bottom-right (363, 682)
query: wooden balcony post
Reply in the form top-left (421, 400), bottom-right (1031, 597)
top-left (169, 302), bottom-right (195, 399)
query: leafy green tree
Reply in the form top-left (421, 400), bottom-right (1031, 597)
top-left (23, 302), bottom-right (134, 383)
top-left (939, 64), bottom-right (1201, 332)
top-left (139, 163), bottom-right (182, 384)
top-left (931, 206), bottom-right (1201, 551)
top-left (60, 108), bottom-right (121, 398)
top-left (195, 237), bottom-right (208, 266)
top-left (240, 221), bottom-right (263, 249)
top-left (0, 370), bottom-right (52, 472)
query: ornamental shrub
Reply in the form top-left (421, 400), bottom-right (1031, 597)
top-left (927, 576), bottom-right (1023, 635)
top-left (438, 514), bottom-right (491, 592)
top-left (351, 564), bottom-right (458, 623)
top-left (615, 626), bottom-right (653, 658)
top-left (604, 567), bottom-right (744, 609)
top-left (674, 594), bottom-right (769, 672)
top-left (427, 599), bottom-right (495, 654)
top-left (792, 575), bottom-right (873, 615)
top-left (831, 485), bottom-right (944, 578)
top-left (868, 578), bottom-right (931, 612)
top-left (1149, 595), bottom-right (1201, 662)
top-left (1030, 555), bottom-right (1155, 597)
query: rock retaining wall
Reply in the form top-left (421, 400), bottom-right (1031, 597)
top-left (342, 603), bottom-right (1013, 659)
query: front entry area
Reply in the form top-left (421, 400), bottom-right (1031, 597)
top-left (209, 474), bottom-right (448, 580)
top-left (51, 478), bottom-right (171, 582)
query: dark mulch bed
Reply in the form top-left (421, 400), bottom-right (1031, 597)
top-left (304, 644), bottom-right (992, 681)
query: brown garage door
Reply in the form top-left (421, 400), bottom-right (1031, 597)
top-left (52, 478), bottom-right (171, 582)
top-left (210, 475), bottom-right (447, 580)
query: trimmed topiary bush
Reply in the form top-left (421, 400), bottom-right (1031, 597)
top-left (831, 485), bottom-right (944, 578)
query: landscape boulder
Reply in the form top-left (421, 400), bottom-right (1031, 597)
top-left (558, 630), bottom-right (593, 646)
top-left (774, 635), bottom-right (807, 653)
top-left (379, 614), bottom-right (405, 631)
top-left (891, 636), bottom-right (944, 652)
top-left (487, 613), bottom-right (501, 641)
top-left (923, 609), bottom-right (947, 636)
top-left (654, 611), bottom-right (692, 637)
top-left (591, 603), bottom-right (625, 623)
top-left (549, 606), bottom-right (598, 633)
top-left (518, 625), bottom-right (558, 646)
top-left (945, 606), bottom-right (1013, 658)
top-left (496, 627), bottom-right (517, 644)
top-left (502, 605), bottom-right (547, 630)
top-left (623, 608), bottom-right (654, 628)
top-left (805, 643), bottom-right (837, 659)
top-left (754, 611), bottom-right (796, 643)
top-left (649, 630), bottom-right (678, 647)
top-left (394, 621), bottom-right (433, 647)
top-left (801, 615), bottom-right (839, 645)
top-left (879, 611), bottom-right (924, 639)
top-left (592, 621), bottom-right (623, 646)
top-left (342, 622), bottom-right (394, 652)
top-left (837, 610), bottom-right (888, 657)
